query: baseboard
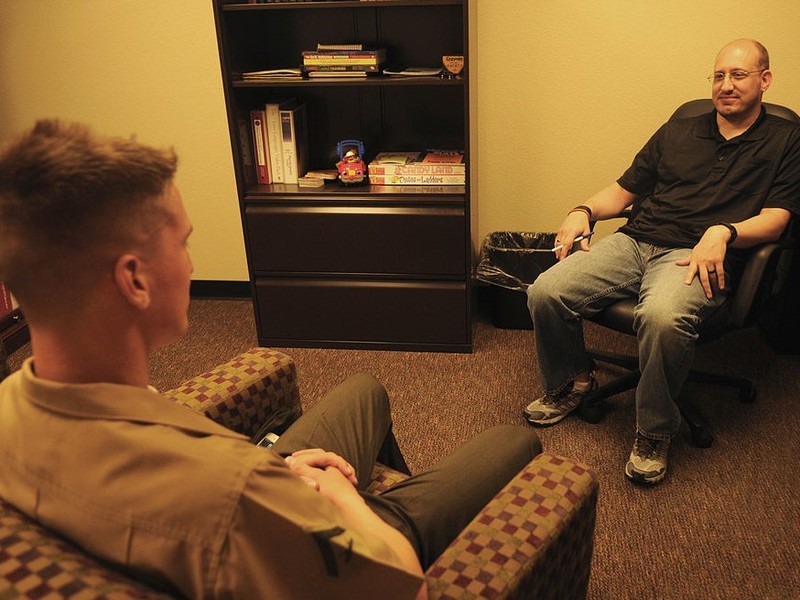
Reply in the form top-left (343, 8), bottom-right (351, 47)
top-left (190, 280), bottom-right (251, 299)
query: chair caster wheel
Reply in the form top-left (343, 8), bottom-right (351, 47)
top-left (578, 398), bottom-right (605, 424)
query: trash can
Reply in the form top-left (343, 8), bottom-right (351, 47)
top-left (475, 231), bottom-right (559, 329)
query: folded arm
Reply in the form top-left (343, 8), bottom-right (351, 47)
top-left (286, 450), bottom-right (428, 599)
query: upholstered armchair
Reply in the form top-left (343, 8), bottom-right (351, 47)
top-left (1, 348), bottom-right (599, 599)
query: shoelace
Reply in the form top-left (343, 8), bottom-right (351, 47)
top-left (636, 436), bottom-right (663, 459)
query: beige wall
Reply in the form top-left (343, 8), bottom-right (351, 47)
top-left (0, 0), bottom-right (246, 281)
top-left (475, 1), bottom-right (800, 242)
top-left (1, 1), bottom-right (798, 281)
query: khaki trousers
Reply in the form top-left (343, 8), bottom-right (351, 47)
top-left (273, 373), bottom-right (542, 568)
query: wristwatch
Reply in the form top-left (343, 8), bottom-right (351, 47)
top-left (714, 222), bottom-right (738, 245)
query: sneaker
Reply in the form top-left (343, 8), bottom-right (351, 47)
top-left (625, 431), bottom-right (670, 484)
top-left (524, 375), bottom-right (597, 426)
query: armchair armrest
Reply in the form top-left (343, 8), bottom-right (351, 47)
top-left (0, 498), bottom-right (171, 599)
top-left (425, 453), bottom-right (598, 600)
top-left (162, 347), bottom-right (301, 439)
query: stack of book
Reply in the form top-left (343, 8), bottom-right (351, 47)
top-left (241, 68), bottom-right (303, 81)
top-left (302, 44), bottom-right (387, 78)
top-left (368, 150), bottom-right (465, 185)
top-left (245, 99), bottom-right (309, 186)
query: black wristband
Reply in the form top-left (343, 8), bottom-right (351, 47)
top-left (714, 222), bottom-right (738, 245)
top-left (569, 205), bottom-right (593, 220)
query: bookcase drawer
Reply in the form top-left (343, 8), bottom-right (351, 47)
top-left (245, 205), bottom-right (466, 276)
top-left (255, 278), bottom-right (468, 347)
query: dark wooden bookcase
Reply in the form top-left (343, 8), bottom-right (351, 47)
top-left (212, 0), bottom-right (472, 352)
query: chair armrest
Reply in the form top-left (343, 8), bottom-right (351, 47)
top-left (0, 498), bottom-right (171, 599)
top-left (729, 240), bottom-right (793, 328)
top-left (162, 348), bottom-right (301, 439)
top-left (425, 453), bottom-right (598, 600)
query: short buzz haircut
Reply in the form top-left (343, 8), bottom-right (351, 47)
top-left (0, 119), bottom-right (178, 288)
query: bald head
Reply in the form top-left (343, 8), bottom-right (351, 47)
top-left (716, 38), bottom-right (769, 71)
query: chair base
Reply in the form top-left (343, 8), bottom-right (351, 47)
top-left (581, 350), bottom-right (756, 448)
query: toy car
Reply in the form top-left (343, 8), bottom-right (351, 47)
top-left (336, 139), bottom-right (367, 185)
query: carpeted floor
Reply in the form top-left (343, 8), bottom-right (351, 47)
top-left (7, 297), bottom-right (799, 599)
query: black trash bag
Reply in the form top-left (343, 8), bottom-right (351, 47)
top-left (475, 231), bottom-right (558, 292)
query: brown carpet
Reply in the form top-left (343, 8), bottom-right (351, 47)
top-left (7, 298), bottom-right (800, 599)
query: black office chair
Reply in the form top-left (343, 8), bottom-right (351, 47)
top-left (578, 99), bottom-right (800, 448)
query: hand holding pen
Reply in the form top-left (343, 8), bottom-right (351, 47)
top-left (552, 231), bottom-right (594, 253)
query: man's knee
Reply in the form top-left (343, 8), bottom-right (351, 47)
top-left (481, 424), bottom-right (543, 462)
top-left (527, 272), bottom-right (558, 315)
top-left (337, 372), bottom-right (390, 414)
top-left (635, 304), bottom-right (698, 340)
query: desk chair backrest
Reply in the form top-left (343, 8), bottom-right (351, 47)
top-left (669, 98), bottom-right (800, 122)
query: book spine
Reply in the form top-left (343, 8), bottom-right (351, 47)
top-left (369, 174), bottom-right (465, 185)
top-left (421, 150), bottom-right (465, 164)
top-left (294, 104), bottom-right (309, 181)
top-left (317, 44), bottom-right (363, 52)
top-left (250, 110), bottom-right (270, 184)
top-left (302, 57), bottom-right (383, 66)
top-left (265, 102), bottom-right (285, 183)
top-left (368, 163), bottom-right (466, 176)
top-left (277, 104), bottom-right (309, 183)
top-left (0, 282), bottom-right (13, 319)
top-left (302, 51), bottom-right (384, 59)
top-left (304, 64), bottom-right (379, 72)
top-left (236, 113), bottom-right (256, 186)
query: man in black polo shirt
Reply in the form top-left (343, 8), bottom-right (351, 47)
top-left (523, 38), bottom-right (800, 484)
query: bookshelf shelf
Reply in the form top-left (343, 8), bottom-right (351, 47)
top-left (213, 0), bottom-right (472, 352)
top-left (221, 1), bottom-right (464, 11)
top-left (232, 76), bottom-right (465, 88)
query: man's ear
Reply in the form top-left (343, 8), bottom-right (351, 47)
top-left (760, 69), bottom-right (773, 93)
top-left (114, 253), bottom-right (150, 309)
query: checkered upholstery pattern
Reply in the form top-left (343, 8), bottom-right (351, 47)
top-left (365, 463), bottom-right (411, 494)
top-left (426, 453), bottom-right (598, 600)
top-left (1, 349), bottom-right (599, 599)
top-left (361, 457), bottom-right (598, 600)
top-left (163, 347), bottom-right (301, 439)
top-left (0, 498), bottom-right (170, 599)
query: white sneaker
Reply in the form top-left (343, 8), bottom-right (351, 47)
top-left (625, 431), bottom-right (670, 484)
top-left (524, 376), bottom-right (597, 426)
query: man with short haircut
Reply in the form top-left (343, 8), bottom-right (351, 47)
top-left (0, 120), bottom-right (541, 598)
top-left (524, 39), bottom-right (800, 484)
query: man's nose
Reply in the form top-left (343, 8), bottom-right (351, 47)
top-left (719, 73), bottom-right (735, 90)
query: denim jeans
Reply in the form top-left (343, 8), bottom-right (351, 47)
top-left (526, 232), bottom-right (729, 440)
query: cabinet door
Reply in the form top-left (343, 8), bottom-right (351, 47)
top-left (255, 278), bottom-right (468, 348)
top-left (246, 204), bottom-right (466, 277)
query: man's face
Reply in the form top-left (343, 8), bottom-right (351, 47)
top-left (711, 42), bottom-right (771, 121)
top-left (143, 184), bottom-right (194, 350)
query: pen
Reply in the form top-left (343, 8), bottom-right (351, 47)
top-left (552, 231), bottom-right (594, 252)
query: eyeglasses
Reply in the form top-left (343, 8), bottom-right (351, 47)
top-left (708, 69), bottom-right (766, 84)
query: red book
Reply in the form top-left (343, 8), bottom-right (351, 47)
top-left (0, 282), bottom-right (13, 319)
top-left (250, 109), bottom-right (271, 184)
top-left (421, 149), bottom-right (465, 164)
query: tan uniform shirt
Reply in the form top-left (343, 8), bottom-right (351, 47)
top-left (0, 360), bottom-right (422, 599)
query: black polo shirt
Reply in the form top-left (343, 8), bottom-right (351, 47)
top-left (618, 107), bottom-right (800, 250)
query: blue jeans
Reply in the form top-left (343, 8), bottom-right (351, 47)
top-left (526, 232), bottom-right (729, 440)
